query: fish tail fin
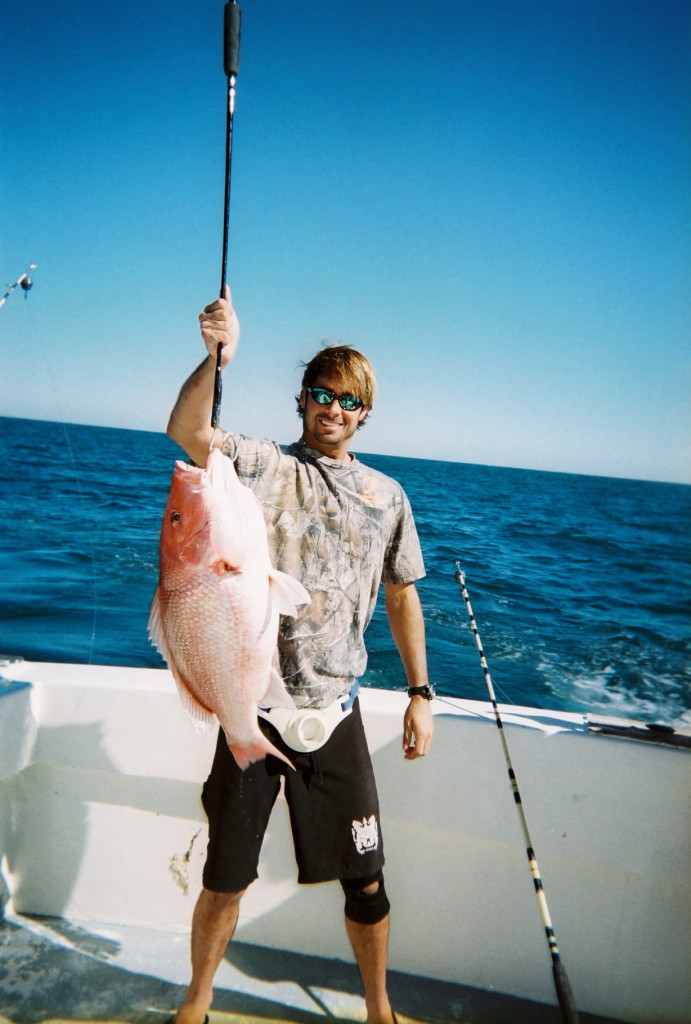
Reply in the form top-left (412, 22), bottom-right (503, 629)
top-left (268, 569), bottom-right (310, 617)
top-left (229, 734), bottom-right (295, 772)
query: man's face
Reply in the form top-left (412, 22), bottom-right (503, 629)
top-left (300, 378), bottom-right (370, 459)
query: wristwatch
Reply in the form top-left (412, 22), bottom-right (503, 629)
top-left (407, 684), bottom-right (435, 700)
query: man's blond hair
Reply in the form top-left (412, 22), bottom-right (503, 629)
top-left (296, 344), bottom-right (377, 424)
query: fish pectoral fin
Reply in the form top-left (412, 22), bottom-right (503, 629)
top-left (260, 668), bottom-right (296, 711)
top-left (268, 568), bottom-right (310, 617)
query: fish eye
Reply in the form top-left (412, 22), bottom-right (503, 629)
top-left (170, 510), bottom-right (182, 523)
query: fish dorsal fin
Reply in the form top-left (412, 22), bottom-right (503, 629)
top-left (261, 667), bottom-right (297, 710)
top-left (268, 568), bottom-right (310, 617)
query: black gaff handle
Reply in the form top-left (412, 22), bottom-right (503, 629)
top-left (212, 0), bottom-right (242, 430)
top-left (224, 0), bottom-right (241, 76)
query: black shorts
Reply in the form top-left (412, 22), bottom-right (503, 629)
top-left (201, 698), bottom-right (385, 891)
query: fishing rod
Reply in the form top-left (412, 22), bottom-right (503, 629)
top-left (0, 263), bottom-right (37, 309)
top-left (453, 560), bottom-right (580, 1024)
top-left (211, 0), bottom-right (242, 430)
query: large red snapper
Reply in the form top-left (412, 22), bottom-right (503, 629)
top-left (148, 448), bottom-right (309, 770)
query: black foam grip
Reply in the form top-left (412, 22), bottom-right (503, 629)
top-left (553, 961), bottom-right (580, 1024)
top-left (224, 2), bottom-right (242, 77)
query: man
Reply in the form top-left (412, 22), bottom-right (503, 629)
top-left (166, 287), bottom-right (433, 1024)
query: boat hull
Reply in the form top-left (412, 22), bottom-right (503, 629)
top-left (0, 660), bottom-right (689, 1023)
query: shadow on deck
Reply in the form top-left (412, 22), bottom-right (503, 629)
top-left (0, 913), bottom-right (622, 1024)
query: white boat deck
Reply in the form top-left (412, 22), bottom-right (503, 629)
top-left (1, 659), bottom-right (689, 1024)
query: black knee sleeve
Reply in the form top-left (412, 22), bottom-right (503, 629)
top-left (341, 870), bottom-right (390, 925)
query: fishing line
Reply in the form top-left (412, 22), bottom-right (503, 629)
top-left (211, 0), bottom-right (242, 430)
top-left (453, 560), bottom-right (580, 1024)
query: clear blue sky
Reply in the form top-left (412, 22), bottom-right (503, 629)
top-left (2, 0), bottom-right (689, 482)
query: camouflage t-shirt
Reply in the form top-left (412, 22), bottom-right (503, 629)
top-left (220, 434), bottom-right (425, 709)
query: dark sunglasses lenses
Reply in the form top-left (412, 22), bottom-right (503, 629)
top-left (336, 393), bottom-right (363, 411)
top-left (308, 388), bottom-right (363, 411)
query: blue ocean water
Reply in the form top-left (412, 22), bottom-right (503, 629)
top-left (0, 416), bottom-right (689, 726)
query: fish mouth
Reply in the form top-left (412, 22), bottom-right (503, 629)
top-left (173, 460), bottom-right (216, 498)
top-left (174, 460), bottom-right (208, 487)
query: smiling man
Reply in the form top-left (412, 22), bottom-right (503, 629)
top-left (164, 287), bottom-right (433, 1024)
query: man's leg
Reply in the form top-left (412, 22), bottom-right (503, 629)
top-left (344, 878), bottom-right (396, 1024)
top-left (184, 726), bottom-right (279, 1022)
top-left (172, 886), bottom-right (246, 1024)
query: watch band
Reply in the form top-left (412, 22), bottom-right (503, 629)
top-left (407, 684), bottom-right (434, 700)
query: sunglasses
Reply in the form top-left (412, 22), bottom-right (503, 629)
top-left (305, 387), bottom-right (364, 412)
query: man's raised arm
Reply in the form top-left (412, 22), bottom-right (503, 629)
top-left (167, 286), bottom-right (240, 467)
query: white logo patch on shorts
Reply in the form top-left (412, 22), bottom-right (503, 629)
top-left (351, 814), bottom-right (379, 855)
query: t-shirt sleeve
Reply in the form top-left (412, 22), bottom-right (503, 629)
top-left (220, 433), bottom-right (282, 487)
top-left (381, 490), bottom-right (426, 585)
